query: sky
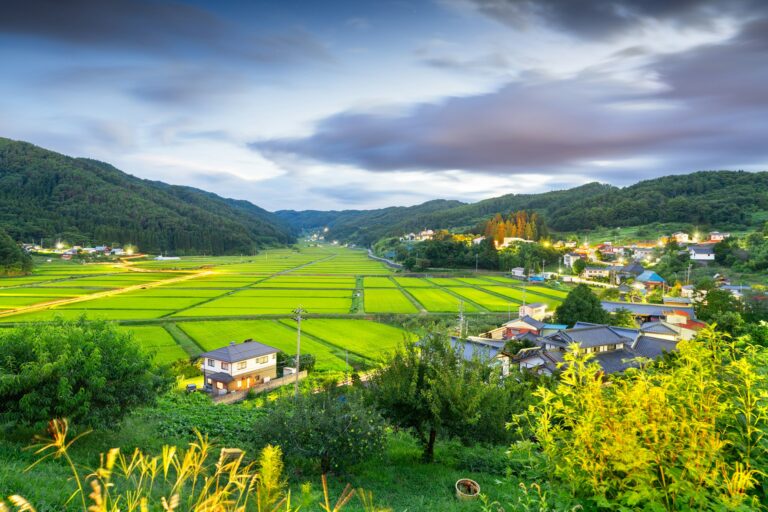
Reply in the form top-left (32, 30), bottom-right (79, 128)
top-left (1, 0), bottom-right (766, 211)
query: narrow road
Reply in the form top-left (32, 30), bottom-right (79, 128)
top-left (0, 270), bottom-right (214, 319)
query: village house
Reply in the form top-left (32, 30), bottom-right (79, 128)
top-left (582, 266), bottom-right (611, 279)
top-left (562, 252), bottom-right (584, 269)
top-left (511, 321), bottom-right (692, 375)
top-left (671, 232), bottom-right (690, 244)
top-left (509, 267), bottom-right (526, 278)
top-left (601, 300), bottom-right (697, 324)
top-left (709, 231), bottom-right (730, 242)
top-left (518, 302), bottom-right (549, 321)
top-left (635, 270), bottom-right (666, 289)
top-left (689, 245), bottom-right (715, 261)
top-left (200, 339), bottom-right (279, 395)
top-left (496, 236), bottom-right (534, 249)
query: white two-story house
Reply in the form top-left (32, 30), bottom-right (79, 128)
top-left (201, 339), bottom-right (279, 395)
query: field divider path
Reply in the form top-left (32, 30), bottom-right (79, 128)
top-left (275, 318), bottom-right (372, 361)
top-left (162, 322), bottom-right (204, 358)
top-left (430, 283), bottom-right (490, 313)
top-left (0, 270), bottom-right (216, 319)
top-left (390, 278), bottom-right (428, 313)
top-left (274, 252), bottom-right (338, 276)
top-left (160, 275), bottom-right (271, 318)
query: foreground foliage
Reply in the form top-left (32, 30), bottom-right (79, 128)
top-left (518, 326), bottom-right (768, 510)
top-left (254, 390), bottom-right (386, 473)
top-left (0, 318), bottom-right (173, 428)
top-left (0, 419), bottom-right (388, 512)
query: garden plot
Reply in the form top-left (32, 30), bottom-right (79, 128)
top-left (178, 319), bottom-right (348, 371)
top-left (364, 288), bottom-right (419, 313)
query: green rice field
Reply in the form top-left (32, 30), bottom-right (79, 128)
top-left (0, 246), bottom-right (569, 370)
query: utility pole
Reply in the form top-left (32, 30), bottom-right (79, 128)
top-left (475, 253), bottom-right (479, 273)
top-left (293, 305), bottom-right (305, 398)
top-left (458, 300), bottom-right (465, 338)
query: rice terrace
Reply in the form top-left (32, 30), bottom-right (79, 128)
top-left (0, 244), bottom-right (568, 377)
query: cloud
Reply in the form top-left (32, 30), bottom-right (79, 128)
top-left (456, 0), bottom-right (762, 40)
top-left (251, 18), bottom-right (768, 180)
top-left (0, 0), bottom-right (332, 63)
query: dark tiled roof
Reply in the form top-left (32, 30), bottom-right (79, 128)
top-left (450, 338), bottom-right (503, 361)
top-left (592, 350), bottom-right (641, 373)
top-left (206, 372), bottom-right (234, 383)
top-left (633, 335), bottom-right (678, 359)
top-left (640, 321), bottom-right (679, 335)
top-left (559, 325), bottom-right (633, 348)
top-left (518, 315), bottom-right (545, 330)
top-left (201, 340), bottom-right (279, 363)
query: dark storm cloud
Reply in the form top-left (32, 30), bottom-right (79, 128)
top-left (251, 18), bottom-right (768, 177)
top-left (0, 0), bottom-right (331, 63)
top-left (462, 0), bottom-right (762, 39)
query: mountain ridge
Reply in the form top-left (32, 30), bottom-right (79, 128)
top-left (0, 138), bottom-right (295, 254)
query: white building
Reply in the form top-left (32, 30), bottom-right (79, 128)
top-left (201, 340), bottom-right (279, 395)
top-left (689, 245), bottom-right (715, 261)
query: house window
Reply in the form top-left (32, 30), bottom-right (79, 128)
top-left (256, 356), bottom-right (269, 364)
top-left (221, 362), bottom-right (229, 371)
top-left (237, 379), bottom-right (242, 388)
top-left (206, 378), bottom-right (212, 384)
top-left (207, 359), bottom-right (215, 367)
top-left (236, 361), bottom-right (247, 370)
top-left (216, 382), bottom-right (223, 390)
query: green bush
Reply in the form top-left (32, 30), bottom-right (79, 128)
top-left (254, 390), bottom-right (386, 473)
top-left (0, 318), bottom-right (172, 428)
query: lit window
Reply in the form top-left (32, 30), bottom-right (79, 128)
top-left (237, 379), bottom-right (242, 388)
top-left (221, 362), bottom-right (229, 371)
top-left (256, 356), bottom-right (269, 364)
top-left (208, 359), bottom-right (215, 367)
top-left (236, 361), bottom-right (247, 370)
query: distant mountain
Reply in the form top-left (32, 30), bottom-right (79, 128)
top-left (277, 172), bottom-right (768, 245)
top-left (0, 138), bottom-right (295, 254)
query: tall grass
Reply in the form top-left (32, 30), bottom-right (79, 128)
top-left (1, 419), bottom-right (389, 512)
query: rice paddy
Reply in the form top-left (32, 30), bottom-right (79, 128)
top-left (0, 245), bottom-right (569, 370)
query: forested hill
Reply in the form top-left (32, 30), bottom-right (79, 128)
top-left (0, 138), bottom-right (295, 254)
top-left (276, 183), bottom-right (612, 245)
top-left (277, 171), bottom-right (768, 245)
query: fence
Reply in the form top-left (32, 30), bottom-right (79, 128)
top-left (212, 370), bottom-right (308, 405)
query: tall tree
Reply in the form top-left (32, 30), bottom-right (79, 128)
top-left (368, 334), bottom-right (489, 462)
top-left (0, 228), bottom-right (32, 275)
top-left (555, 284), bottom-right (610, 327)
